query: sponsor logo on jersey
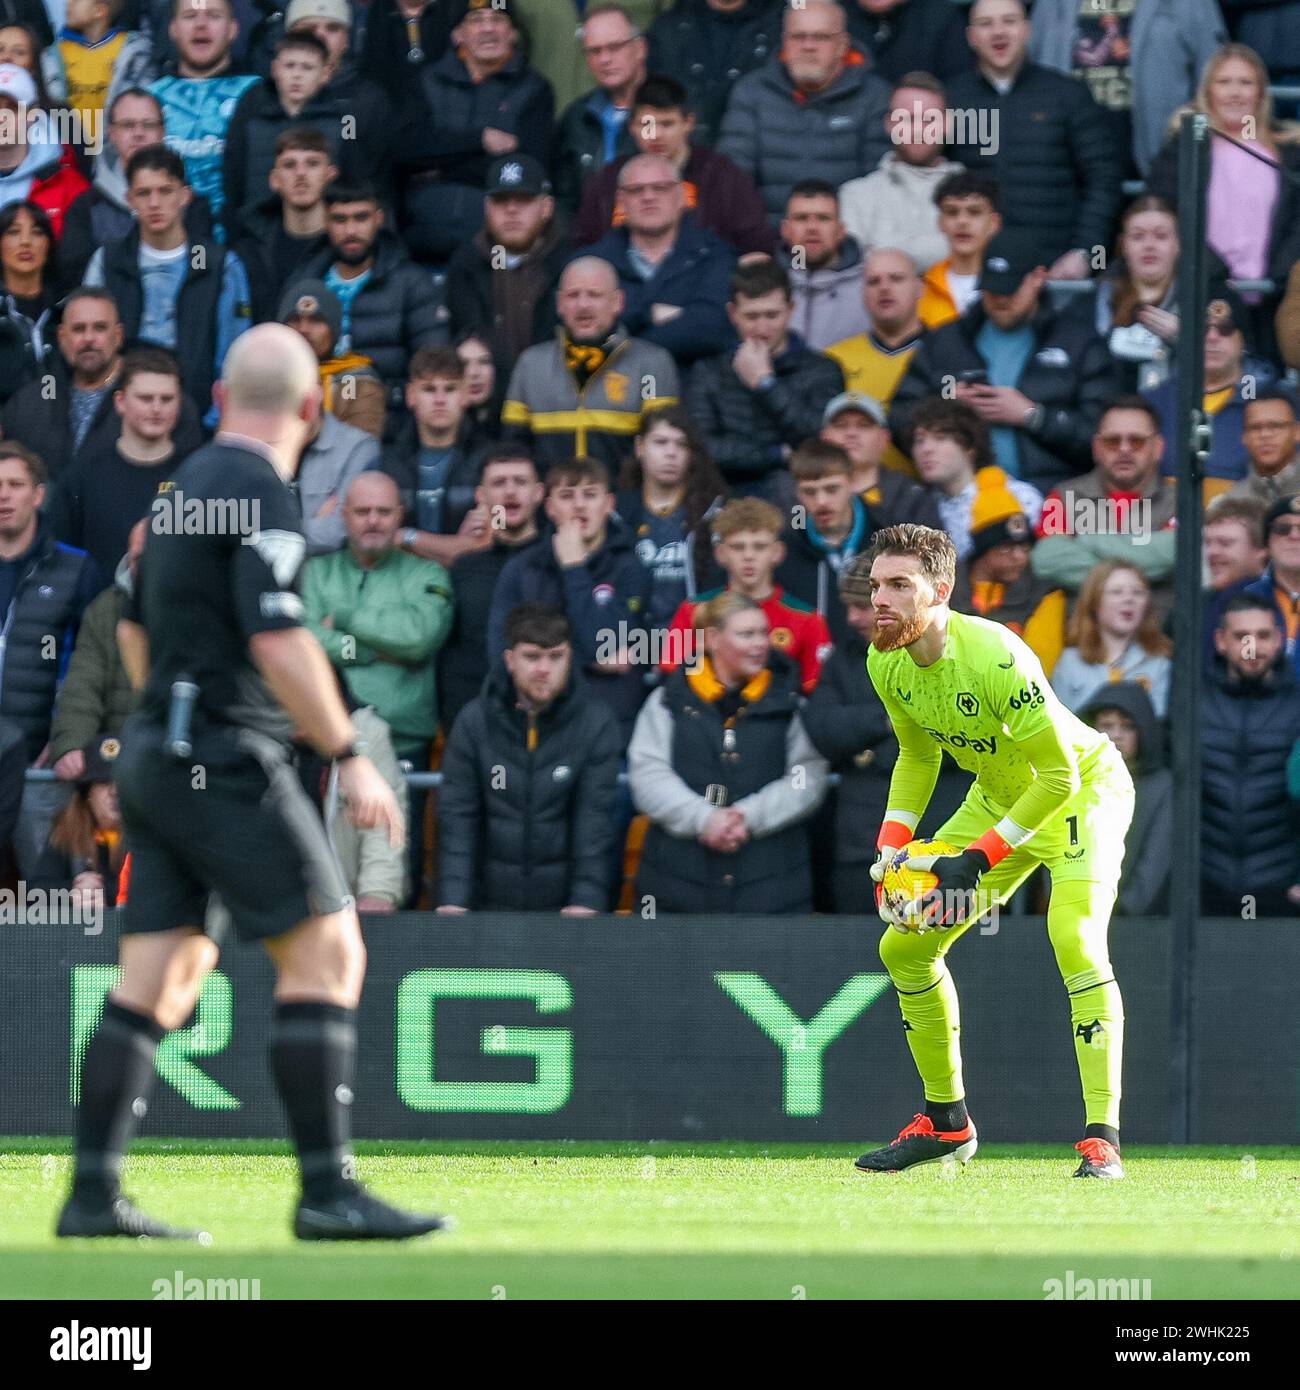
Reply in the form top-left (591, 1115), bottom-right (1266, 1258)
top-left (922, 726), bottom-right (998, 755)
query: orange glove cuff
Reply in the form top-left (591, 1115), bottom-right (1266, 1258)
top-left (970, 827), bottom-right (1013, 867)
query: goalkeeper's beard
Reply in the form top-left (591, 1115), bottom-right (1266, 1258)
top-left (871, 609), bottom-right (931, 652)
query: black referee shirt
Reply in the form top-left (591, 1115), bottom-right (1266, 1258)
top-left (133, 436), bottom-right (308, 745)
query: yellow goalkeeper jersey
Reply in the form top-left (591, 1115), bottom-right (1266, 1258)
top-left (867, 611), bottom-right (1117, 825)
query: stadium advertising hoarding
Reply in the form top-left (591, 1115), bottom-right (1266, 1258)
top-left (17, 912), bottom-right (1288, 1143)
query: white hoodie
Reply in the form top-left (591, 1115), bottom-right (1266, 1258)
top-left (837, 150), bottom-right (964, 273)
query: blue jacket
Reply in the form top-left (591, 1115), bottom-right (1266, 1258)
top-left (1144, 356), bottom-right (1279, 484)
top-left (149, 70), bottom-right (261, 232)
top-left (585, 218), bottom-right (738, 367)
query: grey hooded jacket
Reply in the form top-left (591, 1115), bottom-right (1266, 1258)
top-left (1028, 0), bottom-right (1227, 174)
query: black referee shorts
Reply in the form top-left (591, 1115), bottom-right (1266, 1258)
top-left (113, 716), bottom-right (352, 943)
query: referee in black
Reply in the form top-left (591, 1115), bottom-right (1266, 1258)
top-left (58, 325), bottom-right (448, 1242)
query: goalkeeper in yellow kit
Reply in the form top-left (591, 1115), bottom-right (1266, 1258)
top-left (853, 524), bottom-right (1135, 1179)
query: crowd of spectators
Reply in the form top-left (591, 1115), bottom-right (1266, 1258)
top-left (4, 0), bottom-right (1300, 919)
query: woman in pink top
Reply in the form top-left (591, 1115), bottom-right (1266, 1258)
top-left (1148, 44), bottom-right (1300, 331)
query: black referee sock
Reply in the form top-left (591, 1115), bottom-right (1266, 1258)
top-left (270, 1001), bottom-right (360, 1203)
top-left (72, 999), bottom-right (166, 1205)
top-left (925, 1099), bottom-right (970, 1133)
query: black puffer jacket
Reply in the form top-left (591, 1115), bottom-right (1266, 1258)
top-left (300, 232), bottom-right (447, 396)
top-left (436, 662), bottom-right (623, 910)
top-left (0, 519), bottom-right (101, 761)
top-left (716, 52), bottom-right (892, 220)
top-left (230, 198), bottom-right (330, 324)
top-left (1200, 655), bottom-right (1300, 895)
top-left (221, 79), bottom-right (375, 232)
top-left (646, 0), bottom-right (782, 143)
top-left (890, 300), bottom-right (1121, 495)
top-left (944, 62), bottom-right (1123, 267)
top-left (686, 332), bottom-right (845, 485)
top-left (398, 46), bottom-right (555, 262)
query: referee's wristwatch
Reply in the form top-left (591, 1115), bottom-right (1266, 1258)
top-left (334, 740), bottom-right (364, 763)
top-left (400, 527), bottom-right (419, 550)
top-left (1022, 403), bottom-right (1046, 432)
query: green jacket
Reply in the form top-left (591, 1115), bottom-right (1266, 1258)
top-left (513, 0), bottom-right (671, 112)
top-left (48, 580), bottom-right (138, 762)
top-left (302, 545), bottom-right (453, 743)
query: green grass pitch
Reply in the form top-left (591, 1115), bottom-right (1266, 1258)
top-left (4, 1139), bottom-right (1299, 1300)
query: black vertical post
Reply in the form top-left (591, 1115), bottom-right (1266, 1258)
top-left (1169, 112), bottom-right (1210, 1143)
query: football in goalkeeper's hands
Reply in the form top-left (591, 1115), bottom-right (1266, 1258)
top-left (881, 838), bottom-right (962, 923)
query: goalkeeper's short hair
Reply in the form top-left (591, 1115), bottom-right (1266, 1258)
top-left (866, 524), bottom-right (958, 591)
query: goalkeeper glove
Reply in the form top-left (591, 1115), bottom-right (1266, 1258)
top-left (871, 818), bottom-right (915, 929)
top-left (869, 851), bottom-right (910, 930)
top-left (900, 846), bottom-right (991, 929)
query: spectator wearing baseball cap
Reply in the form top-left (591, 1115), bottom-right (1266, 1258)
top-left (280, 276), bottom-right (386, 439)
top-left (0, 63), bottom-right (89, 241)
top-left (820, 391), bottom-right (940, 530)
top-left (394, 0), bottom-right (556, 265)
top-left (891, 227), bottom-right (1120, 495)
top-left (950, 466), bottom-right (1066, 675)
top-left (445, 153), bottom-right (568, 375)
top-left (1144, 287), bottom-right (1280, 493)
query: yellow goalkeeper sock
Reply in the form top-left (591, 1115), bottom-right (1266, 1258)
top-left (895, 966), bottom-right (965, 1106)
top-left (1048, 879), bottom-right (1124, 1131)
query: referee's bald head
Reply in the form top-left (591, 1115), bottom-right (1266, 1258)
top-left (220, 324), bottom-right (320, 415)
